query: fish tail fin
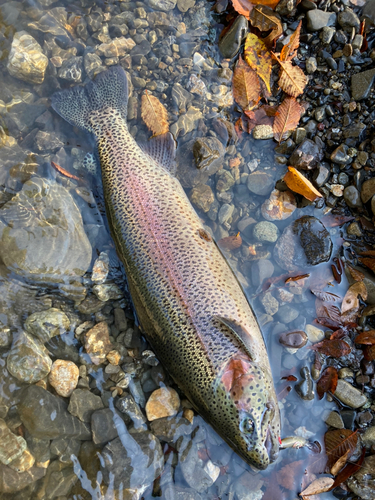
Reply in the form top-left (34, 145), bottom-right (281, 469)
top-left (51, 66), bottom-right (128, 133)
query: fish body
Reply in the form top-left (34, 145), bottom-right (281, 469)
top-left (52, 67), bottom-right (280, 469)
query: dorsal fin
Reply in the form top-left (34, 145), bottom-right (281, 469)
top-left (214, 315), bottom-right (259, 362)
top-left (140, 132), bottom-right (177, 175)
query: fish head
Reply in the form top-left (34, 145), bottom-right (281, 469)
top-left (217, 353), bottom-right (280, 469)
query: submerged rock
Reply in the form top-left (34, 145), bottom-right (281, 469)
top-left (7, 31), bottom-right (48, 84)
top-left (24, 308), bottom-right (70, 343)
top-left (347, 455), bottom-right (375, 500)
top-left (0, 418), bottom-right (27, 465)
top-left (0, 177), bottom-right (92, 282)
top-left (48, 360), bottom-right (79, 397)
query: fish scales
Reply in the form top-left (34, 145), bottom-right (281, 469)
top-left (52, 67), bottom-right (280, 469)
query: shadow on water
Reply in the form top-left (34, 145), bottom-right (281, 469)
top-left (0, 0), bottom-right (371, 499)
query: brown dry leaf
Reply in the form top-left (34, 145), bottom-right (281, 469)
top-left (359, 250), bottom-right (375, 257)
top-left (315, 299), bottom-right (342, 324)
top-left (232, 55), bottom-right (261, 110)
top-left (310, 290), bottom-right (341, 303)
top-left (309, 339), bottom-right (351, 357)
top-left (284, 167), bottom-right (322, 202)
top-left (300, 477), bottom-right (335, 496)
top-left (273, 97), bottom-right (302, 143)
top-left (280, 20), bottom-right (302, 61)
top-left (141, 92), bottom-right (169, 137)
top-left (316, 366), bottom-right (338, 400)
top-left (354, 330), bottom-right (375, 345)
top-left (324, 429), bottom-right (358, 469)
top-left (51, 161), bottom-right (81, 181)
top-left (330, 447), bottom-right (366, 491)
top-left (218, 232), bottom-right (243, 251)
top-left (341, 281), bottom-right (367, 313)
top-left (276, 460), bottom-right (304, 490)
top-left (243, 105), bottom-right (276, 132)
top-left (359, 257), bottom-right (375, 273)
top-left (364, 345), bottom-right (375, 360)
top-left (272, 53), bottom-right (308, 97)
top-left (330, 447), bottom-right (351, 476)
top-left (347, 265), bottom-right (365, 282)
top-left (244, 33), bottom-right (272, 93)
top-left (250, 5), bottom-right (283, 46)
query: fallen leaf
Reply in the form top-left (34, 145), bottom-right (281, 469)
top-left (276, 460), bottom-right (304, 490)
top-left (218, 232), bottom-right (243, 250)
top-left (273, 97), bottom-right (302, 143)
top-left (354, 330), bottom-right (375, 345)
top-left (284, 167), bottom-right (323, 202)
top-left (346, 265), bottom-right (365, 282)
top-left (329, 447), bottom-right (366, 491)
top-left (324, 429), bottom-right (358, 469)
top-left (311, 290), bottom-right (341, 302)
top-left (321, 214), bottom-right (354, 228)
top-left (281, 20), bottom-right (301, 61)
top-left (243, 105), bottom-right (276, 132)
top-left (244, 33), bottom-right (272, 93)
top-left (341, 282), bottom-right (367, 313)
top-left (231, 0), bottom-right (253, 19)
top-left (315, 317), bottom-right (342, 329)
top-left (232, 55), bottom-right (261, 110)
top-left (285, 273), bottom-right (310, 283)
top-left (250, 5), bottom-right (283, 46)
top-left (51, 161), bottom-right (81, 181)
top-left (300, 477), bottom-right (335, 496)
top-left (359, 257), bottom-right (375, 273)
top-left (364, 345), bottom-right (375, 360)
top-left (330, 447), bottom-right (351, 476)
top-left (359, 250), bottom-right (375, 257)
top-left (272, 53), bottom-right (308, 97)
top-left (309, 339), bottom-right (351, 357)
top-left (141, 92), bottom-right (169, 137)
top-left (315, 299), bottom-right (342, 323)
top-left (281, 374), bottom-right (298, 381)
top-left (316, 367), bottom-right (338, 400)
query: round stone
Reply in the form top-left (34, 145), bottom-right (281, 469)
top-left (344, 186), bottom-right (362, 208)
top-left (253, 221), bottom-right (279, 243)
top-left (48, 360), bottom-right (79, 397)
top-left (145, 387), bottom-right (180, 421)
top-left (7, 31), bottom-right (48, 84)
top-left (305, 324), bottom-right (324, 343)
top-left (247, 172), bottom-right (274, 196)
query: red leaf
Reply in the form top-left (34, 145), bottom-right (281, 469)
top-left (316, 367), bottom-right (338, 400)
top-left (309, 339), bottom-right (351, 357)
top-left (51, 161), bottom-right (81, 181)
top-left (354, 330), bottom-right (375, 345)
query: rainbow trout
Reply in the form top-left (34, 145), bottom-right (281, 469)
top-left (52, 67), bottom-right (280, 469)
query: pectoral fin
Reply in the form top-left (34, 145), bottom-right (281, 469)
top-left (214, 316), bottom-right (260, 362)
top-left (140, 132), bottom-right (177, 175)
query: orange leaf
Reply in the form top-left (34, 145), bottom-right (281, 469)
top-left (218, 232), bottom-right (243, 250)
top-left (284, 167), bottom-right (322, 202)
top-left (280, 20), bottom-right (302, 61)
top-left (51, 161), bottom-right (81, 181)
top-left (250, 5), bottom-right (283, 46)
top-left (272, 53), bottom-right (308, 97)
top-left (341, 281), bottom-right (367, 313)
top-left (354, 330), bottom-right (375, 345)
top-left (285, 273), bottom-right (310, 283)
top-left (324, 429), bottom-right (358, 470)
top-left (316, 367), bottom-right (338, 400)
top-left (359, 257), bottom-right (375, 273)
top-left (273, 97), bottom-right (302, 143)
top-left (232, 55), bottom-right (261, 110)
top-left (231, 0), bottom-right (253, 19)
top-left (309, 339), bottom-right (351, 357)
top-left (244, 33), bottom-right (272, 93)
top-left (346, 265), bottom-right (365, 282)
top-left (141, 92), bottom-right (169, 137)
top-left (315, 299), bottom-right (342, 324)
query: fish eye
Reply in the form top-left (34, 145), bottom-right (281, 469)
top-left (240, 417), bottom-right (254, 434)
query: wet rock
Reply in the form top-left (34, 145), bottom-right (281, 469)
top-left (18, 385), bottom-right (91, 440)
top-left (57, 56), bottom-right (83, 83)
top-left (247, 171), bottom-right (274, 196)
top-left (217, 171), bottom-right (235, 192)
top-left (26, 436), bottom-right (50, 464)
top-left (334, 380), bottom-right (367, 408)
top-left (171, 83), bottom-right (193, 113)
top-left (145, 387), bottom-right (180, 421)
top-left (277, 305), bottom-right (299, 323)
top-left (253, 125), bottom-right (274, 140)
top-left (324, 411), bottom-right (344, 429)
top-left (344, 186), bottom-right (362, 208)
top-left (253, 221), bottom-right (279, 243)
top-left (361, 426), bottom-right (375, 447)
top-left (92, 252), bottom-right (109, 284)
top-left (0, 464), bottom-right (46, 494)
top-left (43, 461), bottom-right (77, 498)
top-left (8, 448), bottom-right (35, 472)
top-left (351, 68), bottom-right (375, 101)
top-left (361, 178), bottom-right (375, 203)
top-left (180, 442), bottom-right (219, 493)
top-left (260, 292), bottom-right (279, 316)
top-left (190, 184), bottom-right (214, 212)
top-left (347, 455), bottom-right (375, 500)
top-left (295, 366), bottom-right (314, 400)
top-left (261, 189), bottom-right (296, 221)
top-left (68, 389), bottom-right (104, 423)
top-left (305, 324), bottom-right (324, 343)
top-left (48, 360), bottom-right (79, 397)
top-left (289, 139), bottom-right (323, 170)
top-left (0, 418), bottom-right (27, 465)
top-left (330, 144), bottom-right (351, 165)
top-left (116, 394), bottom-right (147, 429)
top-left (338, 8), bottom-right (360, 32)
top-left (164, 485), bottom-right (202, 500)
top-left (93, 283), bottom-right (123, 302)
top-left (306, 57), bottom-right (317, 74)
top-left (92, 408), bottom-right (126, 445)
top-left (172, 107), bottom-right (203, 138)
top-left (219, 15), bottom-right (248, 59)
top-left (148, 0), bottom-right (177, 11)
top-left (84, 52), bottom-right (104, 79)
top-left (251, 259), bottom-right (274, 288)
top-left (7, 332), bottom-right (52, 384)
top-left (149, 414), bottom-right (191, 443)
top-left (231, 471), bottom-right (264, 500)
top-left (312, 165), bottom-right (330, 187)
top-left (25, 308), bottom-right (70, 343)
top-left (50, 436), bottom-right (80, 464)
top-left (7, 31), bottom-right (48, 84)
top-left (293, 216), bottom-right (332, 266)
top-left (97, 37), bottom-right (136, 57)
top-left (306, 10), bottom-right (336, 31)
top-left (193, 137), bottom-right (225, 172)
top-left (77, 295), bottom-right (104, 314)
top-left (218, 204), bottom-right (234, 224)
top-left (0, 178), bottom-right (92, 282)
top-left (34, 131), bottom-right (65, 153)
top-left (101, 430), bottom-right (163, 489)
top-left (343, 122), bottom-right (366, 139)
top-left (84, 322), bottom-right (113, 365)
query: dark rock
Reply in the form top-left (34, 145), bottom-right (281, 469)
top-left (50, 436), bottom-right (80, 463)
top-left (91, 408), bottom-right (124, 445)
top-left (247, 171), bottom-right (274, 196)
top-left (7, 332), bottom-right (52, 383)
top-left (338, 8), bottom-right (360, 32)
top-left (289, 139), bottom-right (323, 169)
top-left (306, 10), bottom-right (336, 31)
top-left (313, 165), bottom-right (329, 186)
top-left (330, 144), bottom-right (351, 165)
top-left (25, 308), bottom-right (70, 343)
top-left (43, 461), bottom-right (77, 498)
top-left (293, 216), bottom-right (332, 266)
top-left (57, 56), bottom-right (83, 82)
top-left (295, 366), bottom-right (314, 400)
top-left (18, 385), bottom-right (91, 440)
top-left (193, 137), bottom-right (225, 172)
top-left (149, 414), bottom-right (191, 443)
top-left (101, 431), bottom-right (163, 489)
top-left (116, 394), bottom-right (147, 430)
top-left (351, 69), bottom-right (375, 101)
top-left (218, 15), bottom-right (248, 59)
top-left (361, 178), bottom-right (375, 204)
top-left (25, 435), bottom-right (50, 463)
top-left (279, 331), bottom-right (308, 348)
top-left (171, 83), bottom-right (193, 113)
top-left (344, 186), bottom-right (362, 208)
top-left (68, 389), bottom-right (104, 422)
top-left (0, 464), bottom-right (46, 493)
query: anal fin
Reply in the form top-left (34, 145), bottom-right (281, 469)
top-left (140, 132), bottom-right (177, 175)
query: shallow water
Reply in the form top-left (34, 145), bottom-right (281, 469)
top-left (0, 0), bottom-right (364, 498)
